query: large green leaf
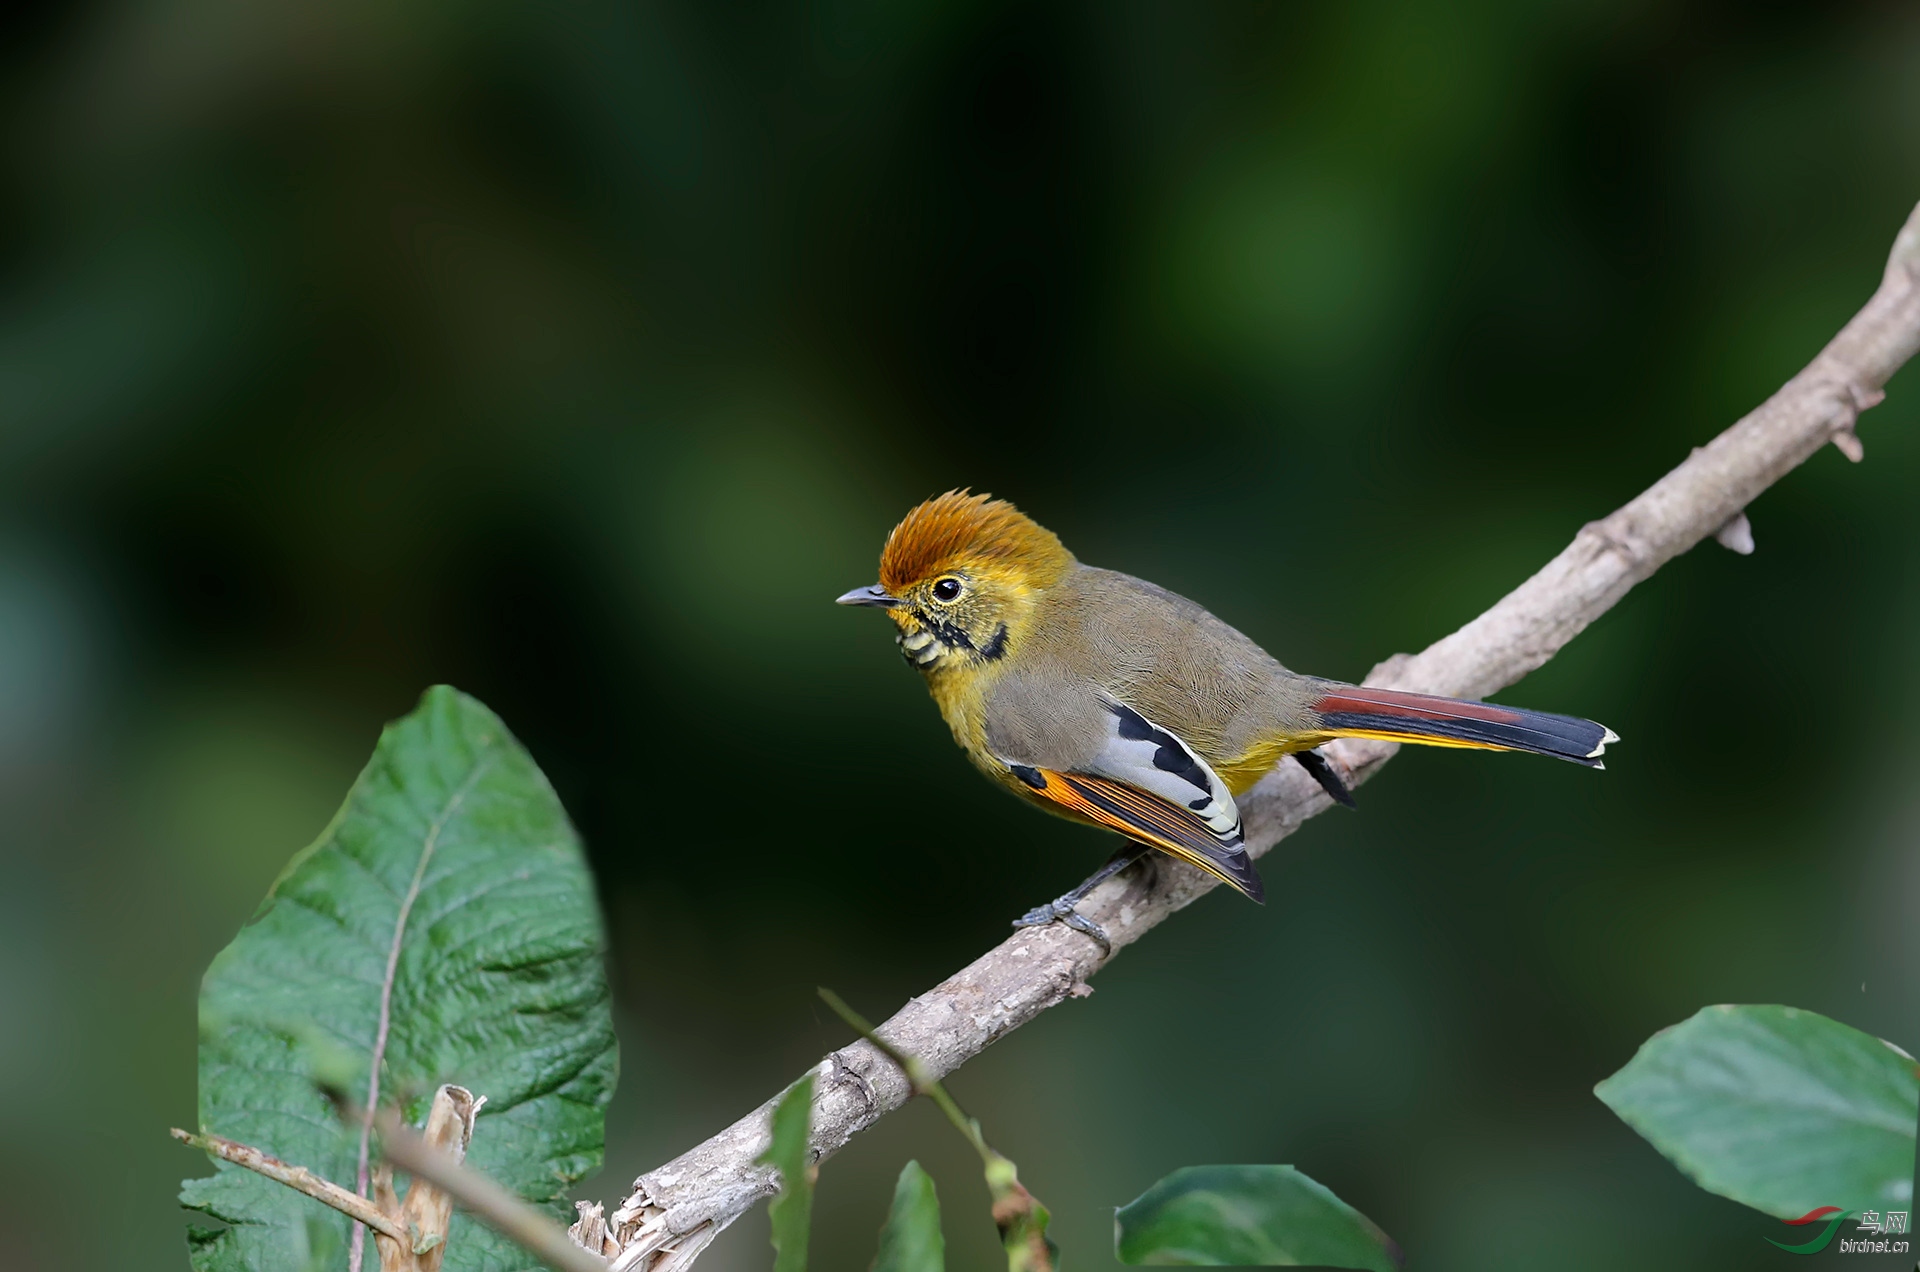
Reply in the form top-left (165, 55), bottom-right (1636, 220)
top-left (1596, 1004), bottom-right (1918, 1218)
top-left (872, 1161), bottom-right (944, 1272)
top-left (1114, 1165), bottom-right (1403, 1269)
top-left (180, 686), bottom-right (617, 1272)
top-left (761, 1075), bottom-right (817, 1272)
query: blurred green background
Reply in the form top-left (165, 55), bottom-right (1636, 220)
top-left (2, 1), bottom-right (1917, 1269)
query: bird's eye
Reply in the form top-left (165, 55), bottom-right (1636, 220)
top-left (932, 577), bottom-right (963, 602)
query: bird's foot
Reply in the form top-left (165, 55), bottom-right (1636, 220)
top-left (1012, 896), bottom-right (1111, 954)
top-left (1012, 846), bottom-right (1152, 954)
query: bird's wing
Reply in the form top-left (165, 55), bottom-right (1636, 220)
top-left (998, 699), bottom-right (1261, 902)
top-left (1086, 699), bottom-right (1245, 839)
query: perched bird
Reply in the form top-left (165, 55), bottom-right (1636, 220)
top-left (837, 491), bottom-right (1617, 944)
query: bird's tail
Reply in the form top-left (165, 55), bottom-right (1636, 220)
top-left (1309, 685), bottom-right (1618, 768)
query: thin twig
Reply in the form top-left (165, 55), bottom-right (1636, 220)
top-left (601, 200), bottom-right (1920, 1269)
top-left (171, 1127), bottom-right (408, 1244)
top-left (816, 989), bottom-right (984, 1164)
top-left (376, 1110), bottom-right (608, 1272)
top-left (817, 989), bottom-right (1056, 1272)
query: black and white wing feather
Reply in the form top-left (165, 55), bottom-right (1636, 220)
top-left (999, 698), bottom-right (1261, 901)
top-left (1090, 700), bottom-right (1244, 847)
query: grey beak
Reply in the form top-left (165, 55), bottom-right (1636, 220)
top-left (835, 583), bottom-right (900, 609)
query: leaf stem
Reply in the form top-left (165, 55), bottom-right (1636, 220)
top-left (353, 754), bottom-right (494, 1272)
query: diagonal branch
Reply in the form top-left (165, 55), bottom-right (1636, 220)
top-left (596, 200), bottom-right (1920, 1270)
top-left (171, 1127), bottom-right (410, 1245)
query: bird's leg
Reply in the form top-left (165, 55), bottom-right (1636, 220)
top-left (1294, 748), bottom-right (1356, 808)
top-left (1012, 845), bottom-right (1153, 953)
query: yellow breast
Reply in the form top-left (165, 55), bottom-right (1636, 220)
top-left (926, 661), bottom-right (995, 758)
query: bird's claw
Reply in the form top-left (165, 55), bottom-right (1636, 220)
top-left (1012, 898), bottom-right (1111, 954)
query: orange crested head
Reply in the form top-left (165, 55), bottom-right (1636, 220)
top-left (837, 490), bottom-right (1074, 673)
top-left (879, 490), bottom-right (1073, 593)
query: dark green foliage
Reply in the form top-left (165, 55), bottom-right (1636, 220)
top-left (762, 1075), bottom-right (818, 1272)
top-left (179, 686), bottom-right (617, 1272)
top-left (1114, 1164), bottom-right (1403, 1269)
top-left (1597, 1004), bottom-right (1918, 1218)
top-left (872, 1161), bottom-right (944, 1272)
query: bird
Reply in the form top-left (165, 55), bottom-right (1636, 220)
top-left (837, 490), bottom-right (1617, 946)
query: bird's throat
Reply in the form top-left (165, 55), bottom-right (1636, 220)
top-left (896, 613), bottom-right (1010, 671)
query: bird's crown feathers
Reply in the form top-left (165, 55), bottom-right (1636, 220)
top-left (879, 490), bottom-right (1072, 592)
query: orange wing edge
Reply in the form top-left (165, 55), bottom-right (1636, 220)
top-left (1013, 765), bottom-right (1264, 903)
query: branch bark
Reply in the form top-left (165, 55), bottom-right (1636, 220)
top-left (597, 200), bottom-right (1920, 1269)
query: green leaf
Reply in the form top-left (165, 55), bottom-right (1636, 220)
top-left (1114, 1164), bottom-right (1403, 1269)
top-left (872, 1160), bottom-right (944, 1272)
top-left (178, 686), bottom-right (617, 1272)
top-left (1596, 1004), bottom-right (1918, 1218)
top-left (762, 1074), bottom-right (817, 1272)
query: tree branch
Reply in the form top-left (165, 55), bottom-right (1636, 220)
top-left (598, 200), bottom-right (1920, 1269)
